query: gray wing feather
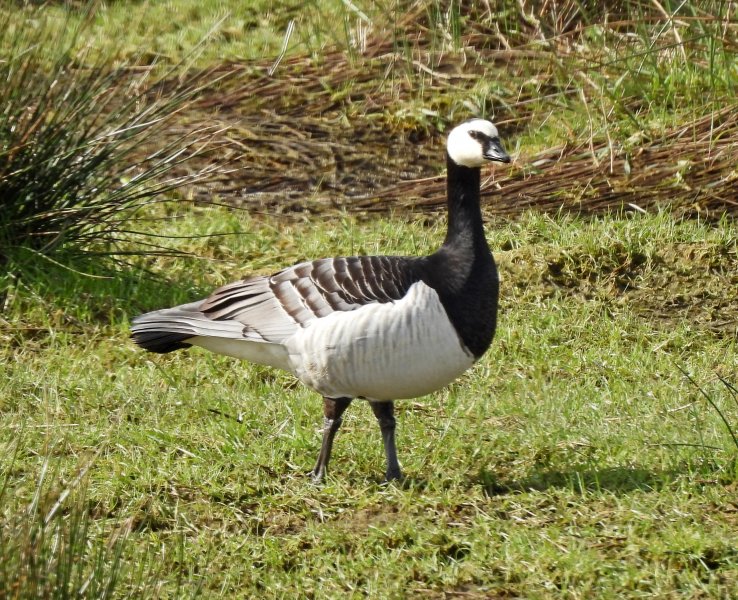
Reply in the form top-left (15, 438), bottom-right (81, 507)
top-left (132, 255), bottom-right (419, 353)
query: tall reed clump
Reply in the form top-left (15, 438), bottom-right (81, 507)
top-left (0, 446), bottom-right (188, 598)
top-left (0, 8), bottom-right (226, 280)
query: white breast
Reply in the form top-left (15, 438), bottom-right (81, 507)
top-left (286, 281), bottom-right (475, 401)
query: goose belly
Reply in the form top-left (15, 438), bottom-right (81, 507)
top-left (287, 282), bottom-right (475, 401)
top-left (188, 336), bottom-right (292, 371)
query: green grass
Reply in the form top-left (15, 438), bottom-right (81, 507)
top-left (7, 0), bottom-right (735, 140)
top-left (2, 206), bottom-right (738, 597)
top-left (3, 0), bottom-right (376, 65)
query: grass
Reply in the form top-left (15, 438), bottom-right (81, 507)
top-left (0, 6), bottom-right (234, 282)
top-left (5, 0), bottom-right (377, 65)
top-left (2, 0), bottom-right (738, 597)
top-left (3, 206), bottom-right (738, 597)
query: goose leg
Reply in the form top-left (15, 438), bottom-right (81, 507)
top-left (312, 397), bottom-right (352, 483)
top-left (370, 401), bottom-right (403, 481)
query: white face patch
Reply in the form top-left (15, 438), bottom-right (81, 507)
top-left (446, 119), bottom-right (500, 168)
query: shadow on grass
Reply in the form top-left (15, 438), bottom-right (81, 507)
top-left (480, 465), bottom-right (677, 497)
top-left (2, 252), bottom-right (207, 325)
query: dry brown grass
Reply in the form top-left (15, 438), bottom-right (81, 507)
top-left (141, 1), bottom-right (738, 219)
top-left (413, 105), bottom-right (738, 220)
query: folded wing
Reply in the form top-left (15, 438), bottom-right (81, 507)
top-left (131, 255), bottom-right (419, 354)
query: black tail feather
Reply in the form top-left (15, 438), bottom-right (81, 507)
top-left (131, 330), bottom-right (192, 354)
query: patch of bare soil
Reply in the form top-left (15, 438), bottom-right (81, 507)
top-left (499, 240), bottom-right (738, 336)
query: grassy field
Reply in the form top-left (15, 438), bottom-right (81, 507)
top-left (2, 1), bottom-right (738, 598)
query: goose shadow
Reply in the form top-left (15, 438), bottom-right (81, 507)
top-left (479, 464), bottom-right (678, 497)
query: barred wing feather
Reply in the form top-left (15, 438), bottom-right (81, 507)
top-left (201, 256), bottom-right (418, 342)
top-left (131, 255), bottom-right (419, 355)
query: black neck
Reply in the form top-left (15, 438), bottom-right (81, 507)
top-left (420, 153), bottom-right (497, 359)
top-left (442, 153), bottom-right (488, 253)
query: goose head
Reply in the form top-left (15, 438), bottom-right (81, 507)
top-left (446, 119), bottom-right (511, 168)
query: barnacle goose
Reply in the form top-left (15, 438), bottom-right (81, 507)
top-left (131, 119), bottom-right (511, 482)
